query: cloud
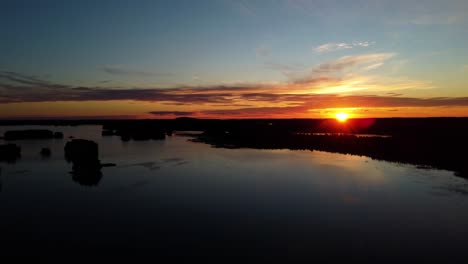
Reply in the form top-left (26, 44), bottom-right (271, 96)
top-left (314, 41), bottom-right (374, 53)
top-left (263, 53), bottom-right (395, 88)
top-left (0, 71), bottom-right (263, 104)
top-left (3, 68), bottom-right (464, 119)
top-left (363, 63), bottom-right (384, 71)
top-left (100, 65), bottom-right (169, 77)
top-left (0, 71), bottom-right (66, 88)
top-left (0, 68), bottom-right (432, 106)
top-left (177, 94), bottom-right (468, 118)
top-left (294, 53), bottom-right (396, 85)
top-left (314, 43), bottom-right (352, 53)
top-left (0, 53), bottom-right (421, 106)
top-left (313, 53), bottom-right (394, 74)
top-left (314, 53), bottom-right (396, 73)
top-left (149, 111), bottom-right (195, 116)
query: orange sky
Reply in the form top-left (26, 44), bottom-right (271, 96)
top-left (2, 100), bottom-right (468, 119)
top-left (1, 71), bottom-right (468, 119)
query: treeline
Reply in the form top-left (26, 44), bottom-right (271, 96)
top-left (2, 117), bottom-right (468, 137)
top-left (2, 117), bottom-right (468, 177)
top-left (195, 128), bottom-right (468, 179)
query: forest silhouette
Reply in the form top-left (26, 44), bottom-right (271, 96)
top-left (2, 117), bottom-right (467, 178)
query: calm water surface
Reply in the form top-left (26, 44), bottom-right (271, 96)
top-left (1, 125), bottom-right (468, 260)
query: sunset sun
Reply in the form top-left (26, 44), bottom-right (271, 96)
top-left (335, 112), bottom-right (349, 122)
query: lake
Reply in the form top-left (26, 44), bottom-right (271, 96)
top-left (1, 125), bottom-right (468, 261)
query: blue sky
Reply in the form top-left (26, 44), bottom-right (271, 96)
top-left (1, 0), bottom-right (468, 118)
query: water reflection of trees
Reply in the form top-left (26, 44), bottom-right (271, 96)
top-left (71, 169), bottom-right (103, 186)
top-left (100, 118), bottom-right (468, 179)
top-left (65, 139), bottom-right (103, 187)
top-left (0, 144), bottom-right (21, 163)
top-left (195, 129), bottom-right (468, 179)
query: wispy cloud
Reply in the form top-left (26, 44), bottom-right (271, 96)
top-left (0, 71), bottom-right (66, 88)
top-left (100, 65), bottom-right (169, 77)
top-left (0, 70), bottom-right (460, 106)
top-left (149, 111), bottom-right (195, 116)
top-left (312, 53), bottom-right (394, 74)
top-left (0, 53), bottom-right (428, 106)
top-left (0, 47), bottom-right (452, 118)
top-left (314, 41), bottom-right (374, 53)
top-left (149, 95), bottom-right (468, 118)
top-left (263, 53), bottom-right (396, 90)
top-left (295, 53), bottom-right (396, 85)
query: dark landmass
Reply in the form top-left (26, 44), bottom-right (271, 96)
top-left (103, 118), bottom-right (468, 179)
top-left (2, 117), bottom-right (468, 178)
top-left (0, 144), bottom-right (21, 162)
top-left (1, 117), bottom-right (468, 136)
top-left (65, 139), bottom-right (104, 186)
top-left (102, 123), bottom-right (166, 141)
top-left (63, 139), bottom-right (115, 186)
top-left (3, 129), bottom-right (63, 140)
top-left (187, 118), bottom-right (468, 178)
top-left (195, 130), bottom-right (468, 178)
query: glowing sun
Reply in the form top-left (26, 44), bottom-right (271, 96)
top-left (335, 112), bottom-right (349, 122)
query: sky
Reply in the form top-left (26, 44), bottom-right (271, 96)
top-left (1, 0), bottom-right (468, 119)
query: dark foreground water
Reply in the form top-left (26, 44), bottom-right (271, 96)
top-left (1, 125), bottom-right (468, 261)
